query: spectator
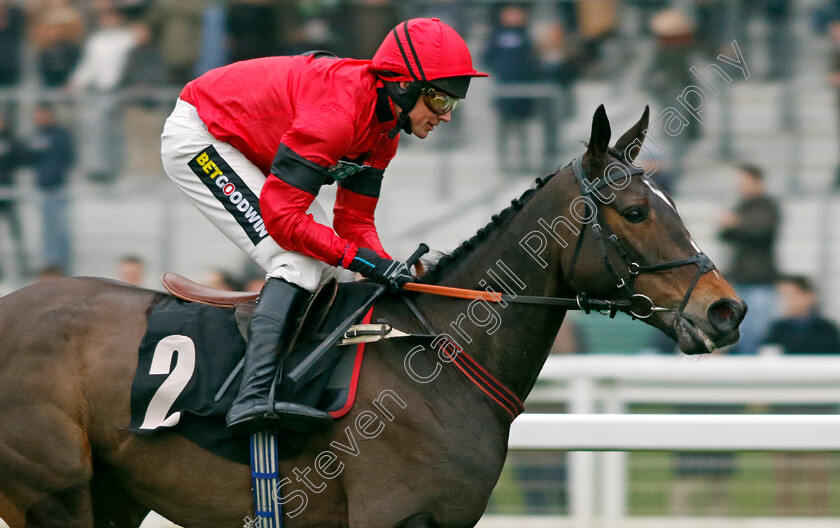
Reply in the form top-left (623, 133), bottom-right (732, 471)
top-left (227, 0), bottom-right (278, 62)
top-left (484, 3), bottom-right (541, 175)
top-left (35, 264), bottom-right (66, 282)
top-left (22, 103), bottom-right (75, 273)
top-left (575, 0), bottom-right (617, 78)
top-left (121, 20), bottom-right (168, 176)
top-left (117, 255), bottom-right (145, 286)
top-left (669, 353), bottom-right (739, 516)
top-left (289, 2), bottom-right (343, 56)
top-left (550, 317), bottom-right (589, 354)
top-left (112, 0), bottom-right (150, 21)
top-left (829, 14), bottom-right (840, 188)
top-left (123, 21), bottom-right (167, 91)
top-left (68, 6), bottom-right (138, 183)
top-left (532, 18), bottom-right (576, 171)
top-left (669, 419), bottom-right (738, 515)
top-left (344, 0), bottom-right (401, 59)
top-left (244, 274), bottom-right (265, 293)
top-left (30, 0), bottom-right (85, 87)
top-left (763, 275), bottom-right (840, 355)
top-left (147, 0), bottom-right (204, 85)
top-left (718, 164), bottom-right (780, 355)
top-left (762, 275), bottom-right (840, 516)
top-left (192, 0), bottom-right (228, 77)
top-left (537, 18), bottom-right (578, 120)
top-left (694, 0), bottom-right (730, 59)
top-left (0, 0), bottom-right (24, 87)
top-left (202, 269), bottom-right (243, 291)
top-left (647, 9), bottom-right (701, 144)
top-left (638, 140), bottom-right (678, 196)
top-left (738, 0), bottom-right (793, 81)
top-left (0, 110), bottom-right (28, 280)
top-left (69, 5), bottom-right (137, 92)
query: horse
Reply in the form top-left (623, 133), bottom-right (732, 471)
top-left (0, 106), bottom-right (745, 528)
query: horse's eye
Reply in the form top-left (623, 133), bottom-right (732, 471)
top-left (622, 207), bottom-right (648, 224)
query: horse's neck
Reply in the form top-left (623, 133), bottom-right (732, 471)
top-left (414, 182), bottom-right (575, 400)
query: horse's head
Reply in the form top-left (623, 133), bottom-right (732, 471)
top-left (560, 105), bottom-right (745, 354)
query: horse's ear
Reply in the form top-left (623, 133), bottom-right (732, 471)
top-left (583, 104), bottom-right (611, 169)
top-left (613, 105), bottom-right (650, 163)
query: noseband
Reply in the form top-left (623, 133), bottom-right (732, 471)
top-left (566, 157), bottom-right (716, 318)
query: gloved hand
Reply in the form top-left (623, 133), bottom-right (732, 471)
top-left (347, 247), bottom-right (414, 291)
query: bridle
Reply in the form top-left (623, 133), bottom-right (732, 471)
top-left (565, 156), bottom-right (716, 318)
top-left (393, 156), bottom-right (719, 418)
top-left (403, 156), bottom-right (717, 320)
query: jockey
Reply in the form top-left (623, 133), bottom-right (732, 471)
top-left (160, 18), bottom-right (487, 434)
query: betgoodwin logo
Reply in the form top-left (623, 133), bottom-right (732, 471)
top-left (189, 146), bottom-right (269, 245)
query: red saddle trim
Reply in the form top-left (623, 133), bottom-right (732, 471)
top-left (327, 307), bottom-right (374, 419)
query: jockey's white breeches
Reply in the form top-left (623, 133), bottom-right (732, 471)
top-left (161, 99), bottom-right (340, 292)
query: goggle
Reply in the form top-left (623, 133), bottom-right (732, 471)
top-left (422, 87), bottom-right (459, 115)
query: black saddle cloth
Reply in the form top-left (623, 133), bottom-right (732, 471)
top-left (128, 281), bottom-right (380, 464)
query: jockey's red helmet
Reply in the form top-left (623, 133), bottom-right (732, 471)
top-left (373, 18), bottom-right (488, 99)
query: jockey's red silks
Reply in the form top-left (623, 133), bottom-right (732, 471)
top-left (180, 56), bottom-right (398, 267)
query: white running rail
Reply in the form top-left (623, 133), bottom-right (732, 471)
top-left (502, 354), bottom-right (840, 526)
top-left (509, 413), bottom-right (840, 451)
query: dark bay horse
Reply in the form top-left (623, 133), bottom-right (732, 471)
top-left (0, 106), bottom-right (744, 528)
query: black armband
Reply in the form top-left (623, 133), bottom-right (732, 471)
top-left (270, 143), bottom-right (331, 195)
top-left (337, 168), bottom-right (385, 198)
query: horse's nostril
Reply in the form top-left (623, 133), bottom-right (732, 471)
top-left (707, 298), bottom-right (745, 332)
top-left (712, 303), bottom-right (733, 321)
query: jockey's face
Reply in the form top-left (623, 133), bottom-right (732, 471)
top-left (398, 81), bottom-right (452, 139)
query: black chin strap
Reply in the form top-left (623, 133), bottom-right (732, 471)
top-left (567, 156), bottom-right (716, 317)
top-left (388, 112), bottom-right (412, 139)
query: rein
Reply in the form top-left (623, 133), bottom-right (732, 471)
top-left (403, 282), bottom-right (638, 318)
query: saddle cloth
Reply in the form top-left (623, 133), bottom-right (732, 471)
top-left (128, 281), bottom-right (380, 464)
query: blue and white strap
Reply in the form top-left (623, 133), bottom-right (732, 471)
top-left (248, 431), bottom-right (283, 528)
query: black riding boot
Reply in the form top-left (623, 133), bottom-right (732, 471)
top-left (226, 277), bottom-right (332, 435)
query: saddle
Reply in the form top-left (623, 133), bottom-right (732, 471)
top-left (161, 272), bottom-right (338, 345)
top-left (161, 272), bottom-right (260, 307)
